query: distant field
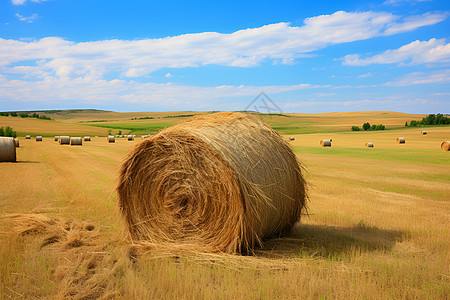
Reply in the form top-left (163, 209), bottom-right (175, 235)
top-left (1, 110), bottom-right (430, 136)
top-left (0, 112), bottom-right (449, 299)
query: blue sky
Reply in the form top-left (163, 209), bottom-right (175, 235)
top-left (0, 0), bottom-right (449, 113)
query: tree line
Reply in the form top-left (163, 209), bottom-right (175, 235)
top-left (405, 114), bottom-right (449, 127)
top-left (0, 126), bottom-right (17, 138)
top-left (351, 122), bottom-right (385, 131)
top-left (0, 111), bottom-right (52, 120)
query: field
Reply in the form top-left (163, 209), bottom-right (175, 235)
top-left (0, 111), bottom-right (449, 299)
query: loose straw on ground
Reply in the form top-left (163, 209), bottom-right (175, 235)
top-left (117, 112), bottom-right (307, 253)
top-left (0, 137), bottom-right (16, 162)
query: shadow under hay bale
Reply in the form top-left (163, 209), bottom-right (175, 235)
top-left (320, 139), bottom-right (331, 147)
top-left (70, 137), bottom-right (82, 146)
top-left (396, 137), bottom-right (405, 144)
top-left (441, 141), bottom-right (449, 151)
top-left (0, 137), bottom-right (16, 162)
top-left (127, 135), bottom-right (134, 141)
top-left (365, 142), bottom-right (374, 148)
top-left (59, 136), bottom-right (70, 145)
top-left (118, 112), bottom-right (307, 253)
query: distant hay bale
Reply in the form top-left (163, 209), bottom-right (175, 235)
top-left (84, 136), bottom-right (91, 141)
top-left (421, 131), bottom-right (427, 135)
top-left (59, 136), bottom-right (70, 145)
top-left (55, 136), bottom-right (59, 141)
top-left (289, 137), bottom-right (295, 141)
top-left (441, 141), bottom-right (450, 151)
top-left (70, 137), bottom-right (83, 146)
top-left (365, 142), bottom-right (374, 148)
top-left (117, 112), bottom-right (307, 253)
top-left (108, 136), bottom-right (115, 143)
top-left (127, 135), bottom-right (134, 141)
top-left (320, 139), bottom-right (331, 147)
top-left (25, 135), bottom-right (31, 139)
top-left (36, 136), bottom-right (43, 142)
top-left (396, 137), bottom-right (405, 144)
top-left (14, 138), bottom-right (19, 148)
top-left (0, 137), bottom-right (16, 162)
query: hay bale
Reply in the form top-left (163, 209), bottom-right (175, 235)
top-left (396, 137), bottom-right (405, 144)
top-left (108, 136), bottom-right (115, 143)
top-left (55, 136), bottom-right (59, 141)
top-left (365, 142), bottom-right (374, 148)
top-left (127, 135), bottom-right (134, 141)
top-left (421, 131), bottom-right (427, 135)
top-left (289, 137), bottom-right (295, 141)
top-left (84, 136), bottom-right (91, 141)
top-left (70, 137), bottom-right (83, 146)
top-left (320, 139), bottom-right (331, 147)
top-left (59, 136), bottom-right (70, 145)
top-left (36, 136), bottom-right (43, 142)
top-left (117, 112), bottom-right (307, 253)
top-left (14, 138), bottom-right (19, 148)
top-left (25, 135), bottom-right (31, 139)
top-left (441, 141), bottom-right (450, 151)
top-left (0, 137), bottom-right (16, 162)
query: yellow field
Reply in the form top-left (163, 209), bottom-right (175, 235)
top-left (0, 112), bottom-right (449, 299)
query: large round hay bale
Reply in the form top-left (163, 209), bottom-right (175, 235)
top-left (0, 137), bottom-right (16, 162)
top-left (70, 137), bottom-right (82, 146)
top-left (36, 136), bottom-right (42, 142)
top-left (396, 137), bottom-right (405, 144)
top-left (59, 136), bottom-right (70, 145)
top-left (54, 136), bottom-right (59, 141)
top-left (421, 131), bottom-right (427, 135)
top-left (84, 136), bottom-right (91, 141)
top-left (25, 135), bottom-right (31, 139)
top-left (441, 141), bottom-right (450, 151)
top-left (108, 136), bottom-right (115, 143)
top-left (117, 112), bottom-right (307, 253)
top-left (14, 138), bottom-right (19, 148)
top-left (127, 135), bottom-right (134, 141)
top-left (365, 142), bottom-right (374, 148)
top-left (320, 139), bottom-right (331, 147)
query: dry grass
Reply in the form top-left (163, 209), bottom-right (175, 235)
top-left (0, 119), bottom-right (449, 299)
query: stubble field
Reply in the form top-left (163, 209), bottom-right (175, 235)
top-left (0, 111), bottom-right (449, 299)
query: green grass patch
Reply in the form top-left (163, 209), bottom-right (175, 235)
top-left (293, 146), bottom-right (450, 165)
top-left (86, 122), bottom-right (174, 134)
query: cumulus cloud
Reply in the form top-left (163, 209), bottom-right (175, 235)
top-left (342, 38), bottom-right (450, 66)
top-left (385, 69), bottom-right (450, 86)
top-left (383, 0), bottom-right (431, 6)
top-left (0, 10), bottom-right (446, 80)
top-left (15, 13), bottom-right (39, 23)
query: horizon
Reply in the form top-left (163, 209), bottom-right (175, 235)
top-left (1, 0), bottom-right (449, 114)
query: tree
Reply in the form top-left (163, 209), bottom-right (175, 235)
top-left (405, 121), bottom-right (408, 127)
top-left (371, 124), bottom-right (376, 130)
top-left (118, 130), bottom-right (122, 135)
top-left (108, 129), bottom-right (112, 135)
top-left (0, 127), bottom-right (3, 136)
top-left (362, 122), bottom-right (371, 131)
top-left (351, 126), bottom-right (360, 131)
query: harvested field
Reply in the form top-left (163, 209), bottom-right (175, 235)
top-left (0, 113), bottom-right (449, 299)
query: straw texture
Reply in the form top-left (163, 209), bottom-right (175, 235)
top-left (441, 141), bottom-right (449, 151)
top-left (0, 137), bottom-right (16, 162)
top-left (117, 112), bottom-right (307, 253)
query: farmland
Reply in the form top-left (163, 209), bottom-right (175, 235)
top-left (0, 111), bottom-right (449, 299)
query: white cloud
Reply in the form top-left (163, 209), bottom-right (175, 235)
top-left (385, 69), bottom-right (450, 86)
top-left (15, 13), bottom-right (39, 23)
top-left (342, 38), bottom-right (450, 66)
top-left (164, 72), bottom-right (173, 78)
top-left (0, 10), bottom-right (446, 80)
top-left (12, 0), bottom-right (47, 5)
top-left (357, 72), bottom-right (374, 78)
